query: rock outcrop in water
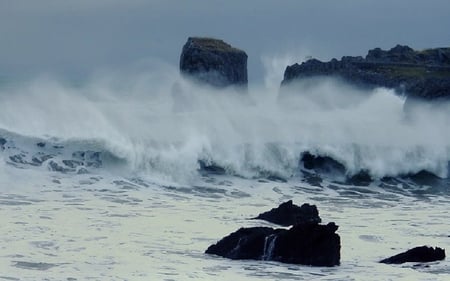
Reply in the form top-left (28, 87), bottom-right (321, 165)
top-left (206, 202), bottom-right (341, 266)
top-left (180, 37), bottom-right (248, 88)
top-left (253, 200), bottom-right (321, 226)
top-left (299, 151), bottom-right (449, 187)
top-left (206, 222), bottom-right (340, 266)
top-left (380, 246), bottom-right (446, 264)
top-left (300, 152), bottom-right (373, 186)
top-left (282, 45), bottom-right (450, 101)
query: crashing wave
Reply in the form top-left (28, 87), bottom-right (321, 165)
top-left (1, 71), bottom-right (449, 186)
top-left (1, 128), bottom-right (449, 188)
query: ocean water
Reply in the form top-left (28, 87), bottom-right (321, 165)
top-left (0, 65), bottom-right (449, 280)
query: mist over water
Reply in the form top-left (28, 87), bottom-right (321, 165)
top-left (1, 58), bottom-right (449, 182)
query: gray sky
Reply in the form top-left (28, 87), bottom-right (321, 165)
top-left (1, 0), bottom-right (450, 82)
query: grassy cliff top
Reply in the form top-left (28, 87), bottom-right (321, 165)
top-left (418, 47), bottom-right (450, 55)
top-left (188, 37), bottom-right (244, 53)
top-left (373, 65), bottom-right (450, 78)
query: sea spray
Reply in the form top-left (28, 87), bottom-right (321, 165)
top-left (0, 62), bottom-right (449, 182)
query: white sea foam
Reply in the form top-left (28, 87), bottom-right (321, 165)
top-left (1, 61), bottom-right (449, 182)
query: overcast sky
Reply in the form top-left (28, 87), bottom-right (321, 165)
top-left (1, 0), bottom-right (450, 82)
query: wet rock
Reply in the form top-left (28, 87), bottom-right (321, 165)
top-left (301, 152), bottom-right (346, 175)
top-left (180, 37), bottom-right (248, 88)
top-left (271, 222), bottom-right (340, 266)
top-left (380, 246), bottom-right (446, 264)
top-left (282, 45), bottom-right (450, 101)
top-left (253, 200), bottom-right (321, 226)
top-left (206, 222), bottom-right (340, 266)
top-left (207, 202), bottom-right (339, 266)
top-left (206, 227), bottom-right (274, 260)
top-left (300, 152), bottom-right (374, 186)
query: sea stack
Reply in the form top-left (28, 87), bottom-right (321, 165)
top-left (180, 37), bottom-right (248, 88)
top-left (206, 201), bottom-right (341, 267)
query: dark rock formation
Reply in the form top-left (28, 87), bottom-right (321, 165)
top-left (380, 246), bottom-right (446, 264)
top-left (282, 45), bottom-right (450, 101)
top-left (301, 152), bottom-right (346, 175)
top-left (180, 37), bottom-right (248, 88)
top-left (206, 222), bottom-right (340, 266)
top-left (301, 151), bottom-right (447, 187)
top-left (253, 200), bottom-right (321, 226)
top-left (273, 222), bottom-right (340, 266)
top-left (300, 152), bottom-right (373, 186)
top-left (206, 227), bottom-right (274, 260)
top-left (206, 202), bottom-right (340, 266)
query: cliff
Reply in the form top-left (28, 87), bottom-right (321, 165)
top-left (282, 45), bottom-right (450, 101)
top-left (180, 37), bottom-right (248, 88)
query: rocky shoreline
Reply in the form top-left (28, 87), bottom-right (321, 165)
top-left (281, 45), bottom-right (450, 102)
top-left (179, 37), bottom-right (450, 102)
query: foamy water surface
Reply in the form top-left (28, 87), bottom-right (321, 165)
top-left (0, 163), bottom-right (448, 281)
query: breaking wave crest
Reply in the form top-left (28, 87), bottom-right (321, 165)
top-left (1, 61), bottom-right (450, 184)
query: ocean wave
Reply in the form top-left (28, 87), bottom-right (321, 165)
top-left (1, 69), bottom-right (449, 184)
top-left (1, 127), bottom-right (449, 186)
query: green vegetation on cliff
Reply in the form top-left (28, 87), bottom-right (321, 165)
top-left (282, 45), bottom-right (450, 101)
